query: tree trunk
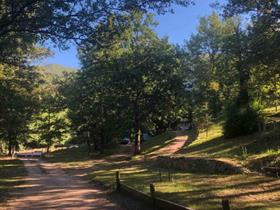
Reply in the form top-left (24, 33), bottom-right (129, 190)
top-left (0, 143), bottom-right (3, 154)
top-left (134, 128), bottom-right (141, 155)
top-left (87, 138), bottom-right (92, 153)
top-left (8, 136), bottom-right (14, 157)
top-left (237, 61), bottom-right (249, 106)
top-left (8, 142), bottom-right (12, 156)
top-left (235, 26), bottom-right (250, 106)
top-left (188, 106), bottom-right (193, 129)
top-left (133, 101), bottom-right (141, 155)
top-left (100, 132), bottom-right (105, 154)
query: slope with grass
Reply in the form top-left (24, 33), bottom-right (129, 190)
top-left (43, 118), bottom-right (280, 210)
top-left (88, 128), bottom-right (280, 210)
top-left (177, 107), bottom-right (280, 172)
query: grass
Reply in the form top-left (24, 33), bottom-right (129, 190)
top-left (0, 158), bottom-right (26, 204)
top-left (88, 157), bottom-right (280, 210)
top-left (45, 110), bottom-right (280, 210)
top-left (86, 116), bottom-right (280, 209)
top-left (45, 145), bottom-right (91, 163)
top-left (264, 106), bottom-right (280, 116)
top-left (45, 143), bottom-right (122, 162)
top-left (178, 123), bottom-right (280, 162)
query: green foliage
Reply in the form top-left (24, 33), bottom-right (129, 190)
top-left (0, 64), bottom-right (41, 155)
top-left (184, 12), bottom-right (239, 120)
top-left (223, 102), bottom-right (262, 138)
top-left (28, 66), bottom-right (72, 151)
top-left (0, 0), bottom-right (192, 65)
top-left (62, 13), bottom-right (186, 154)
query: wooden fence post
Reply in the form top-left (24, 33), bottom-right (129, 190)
top-left (258, 123), bottom-right (262, 133)
top-left (150, 184), bottom-right (156, 210)
top-left (168, 170), bottom-right (171, 181)
top-left (116, 171), bottom-right (120, 191)
top-left (159, 171), bottom-right (162, 182)
top-left (222, 199), bottom-right (230, 210)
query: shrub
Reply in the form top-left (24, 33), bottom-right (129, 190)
top-left (224, 102), bottom-right (262, 138)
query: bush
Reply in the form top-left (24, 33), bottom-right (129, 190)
top-left (224, 102), bottom-right (262, 138)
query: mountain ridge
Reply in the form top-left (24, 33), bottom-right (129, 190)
top-left (39, 64), bottom-right (77, 76)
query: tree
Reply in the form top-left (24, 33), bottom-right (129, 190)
top-left (184, 11), bottom-right (272, 137)
top-left (184, 12), bottom-right (238, 119)
top-left (64, 13), bottom-right (185, 154)
top-left (0, 0), bottom-right (193, 65)
top-left (30, 73), bottom-right (70, 152)
top-left (0, 64), bottom-right (40, 155)
top-left (224, 0), bottom-right (280, 77)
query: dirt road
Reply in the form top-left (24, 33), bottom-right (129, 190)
top-left (7, 159), bottom-right (122, 210)
top-left (148, 131), bottom-right (188, 158)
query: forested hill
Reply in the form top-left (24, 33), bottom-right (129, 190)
top-left (38, 64), bottom-right (76, 77)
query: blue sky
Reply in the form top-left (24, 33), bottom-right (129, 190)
top-left (41, 0), bottom-right (224, 69)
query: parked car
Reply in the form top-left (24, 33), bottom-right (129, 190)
top-left (120, 137), bottom-right (130, 145)
top-left (69, 145), bottom-right (79, 149)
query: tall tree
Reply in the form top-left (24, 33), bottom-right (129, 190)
top-left (66, 13), bottom-right (185, 154)
top-left (0, 64), bottom-right (40, 155)
top-left (184, 12), bottom-right (238, 118)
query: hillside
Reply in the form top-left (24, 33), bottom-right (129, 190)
top-left (39, 64), bottom-right (77, 76)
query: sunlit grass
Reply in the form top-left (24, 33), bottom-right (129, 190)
top-left (264, 106), bottom-right (280, 116)
top-left (179, 121), bottom-right (280, 162)
top-left (89, 159), bottom-right (280, 210)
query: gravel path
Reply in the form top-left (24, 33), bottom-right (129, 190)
top-left (7, 159), bottom-right (123, 210)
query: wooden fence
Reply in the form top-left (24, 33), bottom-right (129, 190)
top-left (259, 120), bottom-right (280, 133)
top-left (115, 171), bottom-right (231, 210)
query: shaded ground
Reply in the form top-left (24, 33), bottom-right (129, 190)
top-left (6, 159), bottom-right (122, 210)
top-left (0, 158), bottom-right (26, 206)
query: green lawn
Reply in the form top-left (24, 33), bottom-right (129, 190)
top-left (0, 158), bottom-right (26, 204)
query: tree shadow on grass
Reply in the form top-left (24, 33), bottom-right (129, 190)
top-left (0, 158), bottom-right (26, 203)
top-left (177, 129), bottom-right (280, 160)
top-left (155, 174), bottom-right (280, 210)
